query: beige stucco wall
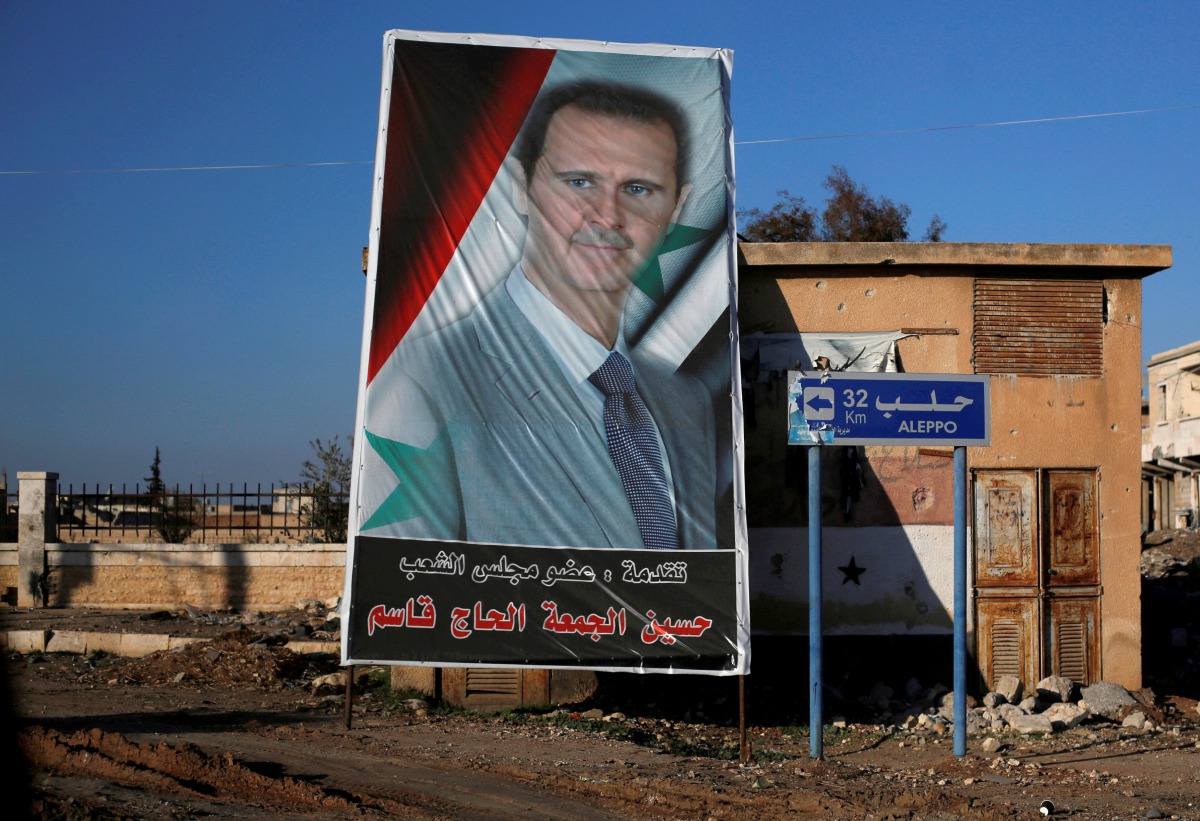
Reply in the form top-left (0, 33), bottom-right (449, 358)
top-left (739, 242), bottom-right (1168, 690)
top-left (0, 543), bottom-right (344, 610)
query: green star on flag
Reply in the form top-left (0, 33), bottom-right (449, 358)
top-left (360, 428), bottom-right (448, 531)
top-left (632, 223), bottom-right (716, 303)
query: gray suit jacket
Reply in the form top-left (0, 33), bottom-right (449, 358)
top-left (364, 284), bottom-right (718, 549)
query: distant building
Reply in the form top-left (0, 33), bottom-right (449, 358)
top-left (1142, 340), bottom-right (1200, 530)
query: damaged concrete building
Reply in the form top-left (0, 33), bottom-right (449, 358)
top-left (739, 241), bottom-right (1171, 694)
top-left (1143, 340), bottom-right (1200, 531)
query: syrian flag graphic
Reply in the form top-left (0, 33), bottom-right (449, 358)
top-left (367, 41), bottom-right (555, 384)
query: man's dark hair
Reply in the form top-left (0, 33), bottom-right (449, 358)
top-left (514, 80), bottom-right (689, 193)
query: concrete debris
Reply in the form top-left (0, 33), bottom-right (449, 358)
top-left (982, 691), bottom-right (1007, 709)
top-left (1041, 702), bottom-right (1090, 730)
top-left (993, 674), bottom-right (1022, 703)
top-left (903, 677), bottom-right (924, 700)
top-left (1140, 547), bottom-right (1189, 579)
top-left (1008, 713), bottom-right (1054, 735)
top-left (1079, 681), bottom-right (1137, 720)
top-left (856, 672), bottom-right (1167, 745)
top-left (1035, 676), bottom-right (1077, 704)
top-left (995, 703), bottom-right (1027, 724)
top-left (1121, 710), bottom-right (1149, 730)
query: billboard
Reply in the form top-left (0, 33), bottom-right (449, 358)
top-left (343, 30), bottom-right (747, 675)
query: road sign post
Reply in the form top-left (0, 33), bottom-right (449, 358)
top-left (787, 371), bottom-right (990, 759)
top-left (788, 371), bottom-right (990, 447)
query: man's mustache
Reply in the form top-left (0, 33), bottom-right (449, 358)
top-left (571, 227), bottom-right (633, 250)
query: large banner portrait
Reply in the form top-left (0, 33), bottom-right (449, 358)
top-left (343, 30), bottom-right (748, 675)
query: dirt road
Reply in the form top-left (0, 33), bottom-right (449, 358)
top-left (9, 528), bottom-right (1200, 819)
top-left (9, 635), bottom-right (1200, 820)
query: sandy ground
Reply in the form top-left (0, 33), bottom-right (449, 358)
top-left (5, 529), bottom-right (1200, 820)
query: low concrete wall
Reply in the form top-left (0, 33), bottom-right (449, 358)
top-left (0, 542), bottom-right (344, 610)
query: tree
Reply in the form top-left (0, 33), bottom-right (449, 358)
top-left (740, 165), bottom-right (947, 243)
top-left (820, 165), bottom-right (911, 241)
top-left (739, 192), bottom-right (818, 243)
top-left (296, 436), bottom-right (351, 544)
top-left (143, 447), bottom-right (194, 543)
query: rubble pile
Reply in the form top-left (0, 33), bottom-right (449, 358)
top-left (849, 673), bottom-right (1199, 743)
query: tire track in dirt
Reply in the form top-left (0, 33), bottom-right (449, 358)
top-left (121, 728), bottom-right (629, 820)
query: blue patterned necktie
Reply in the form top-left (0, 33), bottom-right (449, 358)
top-left (588, 352), bottom-right (678, 550)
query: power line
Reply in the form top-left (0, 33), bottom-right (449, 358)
top-left (736, 104), bottom-right (1200, 145)
top-left (0, 160), bottom-right (372, 176)
top-left (2, 103), bottom-right (1196, 175)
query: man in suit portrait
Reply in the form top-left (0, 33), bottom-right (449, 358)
top-left (360, 80), bottom-right (720, 550)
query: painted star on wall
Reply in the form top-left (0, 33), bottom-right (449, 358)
top-left (838, 556), bottom-right (866, 585)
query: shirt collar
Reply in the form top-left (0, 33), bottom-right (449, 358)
top-left (506, 266), bottom-right (628, 385)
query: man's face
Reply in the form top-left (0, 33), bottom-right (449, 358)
top-left (517, 105), bottom-right (687, 302)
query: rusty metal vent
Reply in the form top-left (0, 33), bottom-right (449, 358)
top-left (1055, 620), bottom-right (1088, 682)
top-left (973, 279), bottom-right (1104, 375)
top-left (466, 669), bottom-right (520, 697)
top-left (990, 621), bottom-right (1023, 678)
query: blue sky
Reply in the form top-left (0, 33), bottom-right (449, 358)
top-left (2, 1), bottom-right (1196, 487)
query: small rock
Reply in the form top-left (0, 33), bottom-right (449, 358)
top-left (831, 717), bottom-right (847, 729)
top-left (981, 737), bottom-right (1003, 754)
top-left (982, 691), bottom-right (1007, 709)
top-left (581, 708), bottom-right (604, 720)
top-left (902, 715), bottom-right (919, 730)
top-left (310, 672), bottom-right (346, 694)
top-left (1121, 710), bottom-right (1147, 730)
top-left (866, 682), bottom-right (894, 709)
top-left (996, 703), bottom-right (1027, 723)
top-left (1145, 808), bottom-right (1164, 819)
top-left (173, 671), bottom-right (186, 682)
top-left (1019, 696), bottom-right (1039, 712)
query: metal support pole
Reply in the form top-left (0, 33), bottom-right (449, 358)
top-left (953, 446), bottom-right (967, 757)
top-left (739, 674), bottom-right (749, 763)
top-left (808, 445), bottom-right (823, 760)
top-left (344, 664), bottom-right (356, 730)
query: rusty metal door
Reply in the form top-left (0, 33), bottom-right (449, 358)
top-left (1045, 470), bottom-right (1100, 586)
top-left (973, 468), bottom-right (1102, 693)
top-left (975, 596), bottom-right (1040, 692)
top-left (1046, 594), bottom-right (1100, 683)
top-left (974, 471), bottom-right (1039, 587)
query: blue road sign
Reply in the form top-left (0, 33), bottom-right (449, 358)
top-left (788, 371), bottom-right (990, 446)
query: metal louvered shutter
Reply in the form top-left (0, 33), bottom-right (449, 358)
top-left (973, 279), bottom-right (1104, 375)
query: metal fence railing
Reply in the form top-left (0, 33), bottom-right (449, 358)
top-left (54, 482), bottom-right (349, 544)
